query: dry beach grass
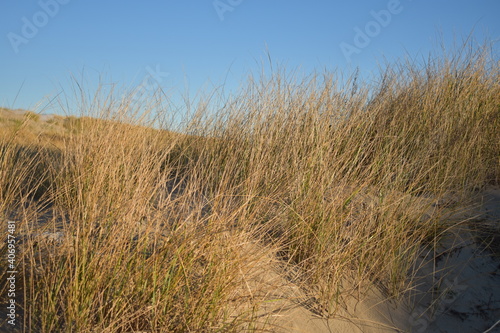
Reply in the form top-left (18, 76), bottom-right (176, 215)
top-left (0, 45), bottom-right (499, 332)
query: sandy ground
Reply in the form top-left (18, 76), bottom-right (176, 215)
top-left (3, 185), bottom-right (499, 332)
top-left (232, 187), bottom-right (500, 333)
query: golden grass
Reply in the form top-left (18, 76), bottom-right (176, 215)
top-left (0, 44), bottom-right (499, 331)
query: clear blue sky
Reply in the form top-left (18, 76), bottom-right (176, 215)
top-left (1, 0), bottom-right (499, 115)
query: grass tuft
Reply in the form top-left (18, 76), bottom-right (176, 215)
top-left (1, 43), bottom-right (499, 331)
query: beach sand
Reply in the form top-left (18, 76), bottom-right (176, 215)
top-left (230, 186), bottom-right (500, 332)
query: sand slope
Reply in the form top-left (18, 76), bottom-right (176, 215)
top-left (234, 187), bottom-right (500, 333)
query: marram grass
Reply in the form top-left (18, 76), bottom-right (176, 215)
top-left (1, 45), bottom-right (499, 331)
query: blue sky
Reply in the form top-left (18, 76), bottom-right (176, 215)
top-left (1, 0), bottom-right (499, 115)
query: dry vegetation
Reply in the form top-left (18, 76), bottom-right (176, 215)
top-left (0, 45), bottom-right (499, 332)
